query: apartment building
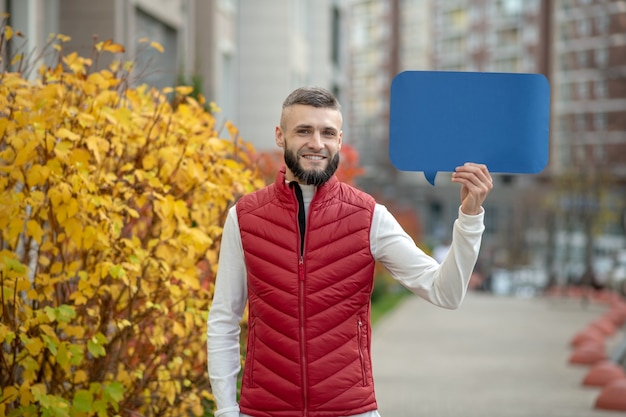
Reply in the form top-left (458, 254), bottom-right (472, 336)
top-left (545, 0), bottom-right (626, 285)
top-left (552, 0), bottom-right (626, 177)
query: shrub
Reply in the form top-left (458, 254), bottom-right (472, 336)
top-left (0, 25), bottom-right (263, 417)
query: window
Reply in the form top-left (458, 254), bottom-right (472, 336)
top-left (134, 8), bottom-right (178, 89)
top-left (577, 19), bottom-right (591, 37)
top-left (576, 50), bottom-right (587, 67)
top-left (594, 80), bottom-right (606, 98)
top-left (595, 14), bottom-right (609, 34)
top-left (560, 82), bottom-right (571, 100)
top-left (594, 113), bottom-right (607, 130)
top-left (575, 113), bottom-right (586, 131)
top-left (577, 81), bottom-right (588, 99)
top-left (595, 48), bottom-right (608, 67)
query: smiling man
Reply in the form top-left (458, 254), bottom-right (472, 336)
top-left (207, 87), bottom-right (493, 417)
top-left (278, 94), bottom-right (342, 186)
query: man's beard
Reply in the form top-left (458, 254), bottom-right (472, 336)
top-left (284, 148), bottom-right (340, 186)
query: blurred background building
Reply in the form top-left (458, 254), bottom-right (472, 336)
top-left (2, 0), bottom-right (625, 293)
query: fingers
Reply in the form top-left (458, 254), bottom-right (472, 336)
top-left (451, 163), bottom-right (493, 215)
top-left (452, 163), bottom-right (492, 188)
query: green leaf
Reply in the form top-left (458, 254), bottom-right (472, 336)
top-left (87, 338), bottom-right (106, 358)
top-left (3, 257), bottom-right (26, 274)
top-left (55, 343), bottom-right (70, 369)
top-left (68, 343), bottom-right (84, 366)
top-left (92, 399), bottom-right (108, 417)
top-left (56, 305), bottom-right (76, 323)
top-left (44, 305), bottom-right (76, 323)
top-left (41, 334), bottom-right (59, 355)
top-left (73, 389), bottom-right (93, 412)
top-left (109, 264), bottom-right (126, 279)
top-left (103, 381), bottom-right (124, 410)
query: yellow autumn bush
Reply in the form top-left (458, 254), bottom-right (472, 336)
top-left (0, 26), bottom-right (263, 417)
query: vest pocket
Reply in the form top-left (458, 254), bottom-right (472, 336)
top-left (357, 318), bottom-right (367, 386)
top-left (247, 318), bottom-right (257, 386)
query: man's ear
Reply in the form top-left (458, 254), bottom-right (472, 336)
top-left (275, 126), bottom-right (285, 147)
top-left (338, 130), bottom-right (343, 150)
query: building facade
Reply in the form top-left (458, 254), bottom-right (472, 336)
top-left (235, 0), bottom-right (345, 150)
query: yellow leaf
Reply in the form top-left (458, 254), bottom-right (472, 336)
top-left (69, 148), bottom-right (91, 166)
top-left (54, 140), bottom-right (73, 160)
top-left (142, 154), bottom-right (157, 171)
top-left (66, 198), bottom-right (79, 219)
top-left (85, 135), bottom-right (109, 165)
top-left (225, 120), bottom-right (239, 139)
top-left (11, 53), bottom-right (23, 66)
top-left (74, 370), bottom-right (88, 384)
top-left (50, 262), bottom-right (63, 275)
top-left (77, 112), bottom-right (96, 128)
top-left (40, 241), bottom-right (55, 252)
top-left (64, 325), bottom-right (85, 338)
top-left (23, 336), bottom-right (44, 356)
top-left (65, 218), bottom-right (83, 245)
top-left (19, 381), bottom-right (34, 406)
top-left (71, 292), bottom-right (88, 305)
top-left (150, 41), bottom-right (164, 53)
top-left (26, 220), bottom-right (44, 243)
top-left (7, 218), bottom-right (24, 245)
top-left (175, 86), bottom-right (193, 96)
top-left (4, 26), bottom-right (13, 41)
top-left (172, 321), bottom-right (185, 337)
top-left (38, 255), bottom-right (50, 267)
top-left (0, 386), bottom-right (18, 403)
top-left (87, 72), bottom-right (109, 90)
top-left (83, 225), bottom-right (97, 250)
top-left (56, 34), bottom-right (71, 42)
top-left (1, 73), bottom-right (27, 88)
top-left (26, 164), bottom-right (51, 187)
top-left (102, 39), bottom-right (125, 53)
top-left (56, 128), bottom-right (80, 141)
top-left (120, 163), bottom-right (135, 173)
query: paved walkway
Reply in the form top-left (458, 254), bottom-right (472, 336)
top-left (372, 292), bottom-right (625, 417)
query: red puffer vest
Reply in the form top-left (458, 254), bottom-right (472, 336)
top-left (236, 168), bottom-right (378, 417)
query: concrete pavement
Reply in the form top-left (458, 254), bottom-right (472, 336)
top-left (371, 292), bottom-right (625, 417)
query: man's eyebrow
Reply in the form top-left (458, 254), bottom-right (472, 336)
top-left (293, 124), bottom-right (338, 132)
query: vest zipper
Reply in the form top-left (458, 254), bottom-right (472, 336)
top-left (248, 318), bottom-right (256, 386)
top-left (299, 270), bottom-right (308, 415)
top-left (291, 182), bottom-right (309, 415)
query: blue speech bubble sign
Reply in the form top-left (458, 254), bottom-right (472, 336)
top-left (389, 71), bottom-right (550, 185)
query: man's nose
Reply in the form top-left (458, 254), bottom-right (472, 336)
top-left (308, 131), bottom-right (323, 150)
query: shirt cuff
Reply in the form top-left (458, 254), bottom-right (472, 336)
top-left (457, 205), bottom-right (484, 228)
top-left (214, 406), bottom-right (240, 417)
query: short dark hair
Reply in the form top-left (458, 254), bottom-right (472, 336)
top-left (280, 87), bottom-right (341, 129)
top-left (282, 87), bottom-right (341, 111)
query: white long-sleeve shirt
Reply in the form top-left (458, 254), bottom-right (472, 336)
top-left (207, 184), bottom-right (485, 417)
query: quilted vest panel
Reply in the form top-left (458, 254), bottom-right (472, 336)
top-left (237, 169), bottom-right (378, 417)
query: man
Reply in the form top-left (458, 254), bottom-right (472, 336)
top-left (207, 87), bottom-right (493, 417)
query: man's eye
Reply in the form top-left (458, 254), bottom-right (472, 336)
top-left (323, 131), bottom-right (336, 136)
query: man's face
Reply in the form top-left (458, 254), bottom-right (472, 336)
top-left (275, 104), bottom-right (342, 186)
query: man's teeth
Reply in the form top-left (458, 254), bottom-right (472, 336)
top-left (304, 156), bottom-right (324, 160)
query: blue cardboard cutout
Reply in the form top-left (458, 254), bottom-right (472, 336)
top-left (389, 71), bottom-right (550, 185)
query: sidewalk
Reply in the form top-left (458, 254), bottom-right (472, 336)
top-left (371, 292), bottom-right (625, 417)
